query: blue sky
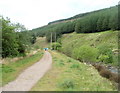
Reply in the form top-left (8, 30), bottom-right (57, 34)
top-left (0, 0), bottom-right (119, 30)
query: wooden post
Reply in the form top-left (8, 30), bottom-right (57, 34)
top-left (54, 32), bottom-right (56, 50)
top-left (51, 32), bottom-right (52, 50)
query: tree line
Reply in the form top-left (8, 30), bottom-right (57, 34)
top-left (30, 5), bottom-right (119, 42)
top-left (75, 6), bottom-right (118, 33)
top-left (1, 17), bottom-right (36, 58)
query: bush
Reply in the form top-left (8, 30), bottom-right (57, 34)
top-left (58, 79), bottom-right (75, 89)
top-left (52, 42), bottom-right (61, 50)
top-left (97, 44), bottom-right (113, 63)
top-left (72, 45), bottom-right (99, 62)
top-left (70, 63), bottom-right (80, 69)
top-left (98, 55), bottom-right (109, 63)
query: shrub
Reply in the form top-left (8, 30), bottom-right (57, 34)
top-left (97, 44), bottom-right (112, 54)
top-left (72, 45), bottom-right (99, 62)
top-left (97, 44), bottom-right (113, 63)
top-left (70, 63), bottom-right (80, 69)
top-left (98, 55), bottom-right (109, 63)
top-left (2, 65), bottom-right (15, 73)
top-left (58, 79), bottom-right (75, 89)
top-left (52, 42), bottom-right (62, 50)
top-left (67, 59), bottom-right (72, 63)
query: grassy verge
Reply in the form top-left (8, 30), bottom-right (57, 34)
top-left (1, 50), bottom-right (44, 86)
top-left (31, 51), bottom-right (116, 91)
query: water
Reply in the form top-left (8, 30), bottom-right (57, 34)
top-left (107, 67), bottom-right (119, 74)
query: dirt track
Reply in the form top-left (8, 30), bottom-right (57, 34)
top-left (1, 51), bottom-right (52, 91)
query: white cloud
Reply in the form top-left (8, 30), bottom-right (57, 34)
top-left (0, 0), bottom-right (119, 30)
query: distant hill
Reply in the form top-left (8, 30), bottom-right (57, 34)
top-left (48, 6), bottom-right (116, 25)
top-left (48, 12), bottom-right (89, 25)
top-left (30, 5), bottom-right (119, 42)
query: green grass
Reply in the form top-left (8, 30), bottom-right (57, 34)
top-left (31, 51), bottom-right (116, 91)
top-left (32, 37), bottom-right (50, 49)
top-left (1, 51), bottom-right (43, 86)
top-left (61, 30), bottom-right (118, 66)
top-left (62, 31), bottom-right (118, 48)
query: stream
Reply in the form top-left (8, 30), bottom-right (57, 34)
top-left (107, 66), bottom-right (119, 74)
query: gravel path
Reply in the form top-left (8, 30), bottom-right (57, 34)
top-left (1, 51), bottom-right (52, 91)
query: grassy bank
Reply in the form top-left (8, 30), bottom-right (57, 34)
top-left (1, 50), bottom-right (43, 86)
top-left (60, 30), bottom-right (118, 66)
top-left (31, 51), bottom-right (116, 91)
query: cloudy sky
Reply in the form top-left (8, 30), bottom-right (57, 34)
top-left (0, 0), bottom-right (119, 30)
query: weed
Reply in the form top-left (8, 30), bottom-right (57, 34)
top-left (70, 63), bottom-right (80, 69)
top-left (2, 65), bottom-right (15, 73)
top-left (58, 61), bottom-right (65, 66)
top-left (58, 79), bottom-right (75, 89)
top-left (67, 59), bottom-right (72, 63)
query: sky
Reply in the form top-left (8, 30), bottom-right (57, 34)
top-left (0, 0), bottom-right (119, 30)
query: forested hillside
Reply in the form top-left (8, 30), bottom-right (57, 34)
top-left (30, 5), bottom-right (119, 42)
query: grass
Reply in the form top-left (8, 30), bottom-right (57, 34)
top-left (31, 51), bottom-right (116, 91)
top-left (1, 50), bottom-right (43, 86)
top-left (61, 30), bottom-right (118, 66)
top-left (32, 37), bottom-right (50, 50)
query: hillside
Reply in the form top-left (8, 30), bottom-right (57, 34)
top-left (32, 37), bottom-right (49, 49)
top-left (60, 30), bottom-right (118, 66)
top-left (48, 6), bottom-right (116, 25)
top-left (30, 5), bottom-right (119, 43)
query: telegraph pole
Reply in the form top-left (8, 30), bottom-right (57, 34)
top-left (51, 32), bottom-right (52, 50)
top-left (54, 32), bottom-right (56, 50)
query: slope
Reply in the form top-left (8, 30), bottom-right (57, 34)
top-left (60, 30), bottom-right (118, 66)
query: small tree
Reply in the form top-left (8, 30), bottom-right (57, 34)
top-left (52, 42), bottom-right (61, 50)
top-left (97, 44), bottom-right (113, 63)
